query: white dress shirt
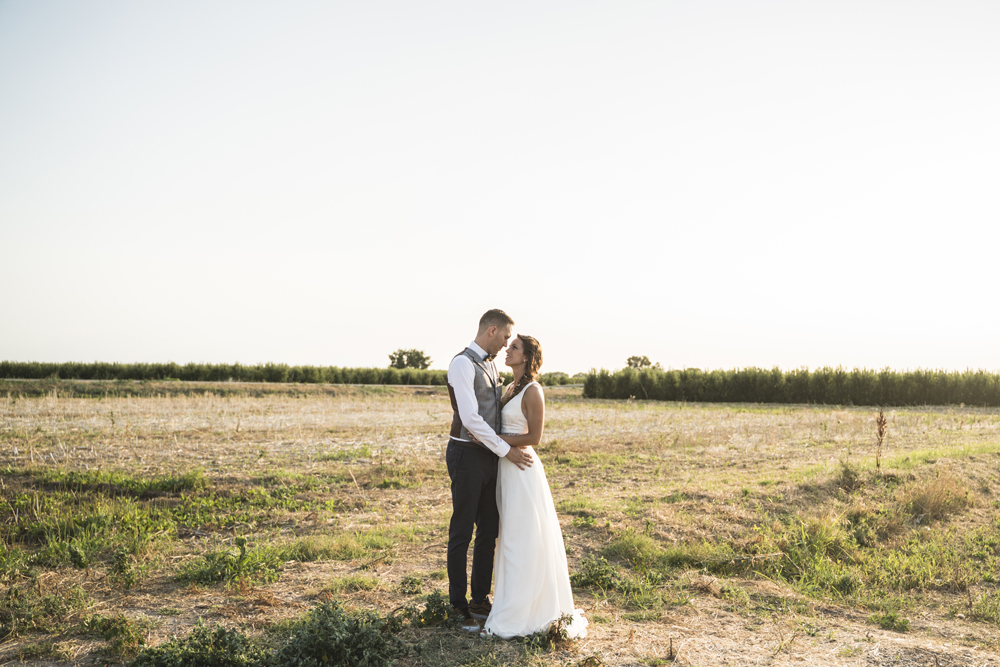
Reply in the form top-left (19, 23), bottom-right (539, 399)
top-left (447, 341), bottom-right (510, 458)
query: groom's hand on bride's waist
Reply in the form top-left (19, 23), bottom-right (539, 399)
top-left (504, 446), bottom-right (533, 470)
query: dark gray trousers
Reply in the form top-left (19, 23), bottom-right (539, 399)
top-left (446, 439), bottom-right (500, 610)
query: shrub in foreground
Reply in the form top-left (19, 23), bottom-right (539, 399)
top-left (266, 600), bottom-right (403, 667)
top-left (129, 622), bottom-right (263, 667)
top-left (129, 601), bottom-right (403, 667)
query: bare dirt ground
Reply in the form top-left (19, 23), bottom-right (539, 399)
top-left (2, 382), bottom-right (999, 666)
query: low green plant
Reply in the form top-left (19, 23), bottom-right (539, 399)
top-left (843, 503), bottom-right (905, 547)
top-left (602, 528), bottom-right (664, 567)
top-left (970, 590), bottom-right (1000, 625)
top-left (69, 543), bottom-right (89, 569)
top-left (779, 516), bottom-right (855, 582)
top-left (318, 445), bottom-right (373, 462)
top-left (617, 568), bottom-right (666, 610)
top-left (282, 531), bottom-right (394, 563)
top-left (280, 536), bottom-right (340, 562)
top-left (0, 542), bottom-right (28, 580)
top-left (570, 555), bottom-right (620, 591)
top-left (868, 610), bottom-right (909, 632)
top-left (720, 583), bottom-right (752, 609)
top-left (176, 538), bottom-right (281, 587)
top-left (0, 580), bottom-right (89, 639)
top-left (324, 575), bottom-right (379, 593)
top-left (517, 613), bottom-right (577, 651)
top-left (557, 496), bottom-right (605, 516)
top-left (403, 590), bottom-right (454, 628)
top-left (15, 639), bottom-right (73, 662)
top-left (83, 613), bottom-right (150, 658)
top-left (376, 476), bottom-right (414, 490)
top-left (398, 574), bottom-right (423, 595)
top-left (129, 621), bottom-right (264, 667)
top-left (11, 493), bottom-right (176, 564)
top-left (109, 547), bottom-right (146, 589)
top-left (130, 601), bottom-right (406, 667)
top-left (857, 529), bottom-right (978, 593)
top-left (267, 600), bottom-right (403, 667)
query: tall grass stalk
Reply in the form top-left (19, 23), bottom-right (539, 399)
top-left (875, 408), bottom-right (888, 475)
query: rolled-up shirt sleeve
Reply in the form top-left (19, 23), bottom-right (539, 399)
top-left (448, 355), bottom-right (511, 458)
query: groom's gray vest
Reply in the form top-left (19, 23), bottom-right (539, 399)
top-left (447, 347), bottom-right (503, 447)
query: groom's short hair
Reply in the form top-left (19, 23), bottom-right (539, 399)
top-left (478, 309), bottom-right (514, 333)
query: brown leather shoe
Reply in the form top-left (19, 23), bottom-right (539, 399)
top-left (454, 606), bottom-right (480, 632)
top-left (469, 598), bottom-right (492, 620)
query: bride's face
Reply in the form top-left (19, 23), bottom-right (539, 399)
top-left (504, 336), bottom-right (525, 368)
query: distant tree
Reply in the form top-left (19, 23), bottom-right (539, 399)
top-left (626, 356), bottom-right (663, 371)
top-left (388, 349), bottom-right (432, 370)
top-left (539, 372), bottom-right (570, 386)
top-left (627, 355), bottom-right (652, 369)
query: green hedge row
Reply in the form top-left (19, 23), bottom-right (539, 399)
top-left (0, 361), bottom-right (448, 385)
top-left (0, 361), bottom-right (581, 387)
top-left (583, 367), bottom-right (1000, 407)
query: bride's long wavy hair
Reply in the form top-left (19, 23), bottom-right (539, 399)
top-left (510, 334), bottom-right (543, 399)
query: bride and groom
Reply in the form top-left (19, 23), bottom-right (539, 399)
top-left (445, 309), bottom-right (587, 639)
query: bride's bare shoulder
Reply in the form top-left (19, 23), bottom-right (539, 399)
top-left (524, 381), bottom-right (545, 401)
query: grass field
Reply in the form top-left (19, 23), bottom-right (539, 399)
top-left (2, 382), bottom-right (999, 666)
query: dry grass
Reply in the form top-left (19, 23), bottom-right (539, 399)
top-left (3, 383), bottom-right (1000, 666)
top-left (899, 474), bottom-right (973, 523)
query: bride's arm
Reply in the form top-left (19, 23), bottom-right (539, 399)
top-left (498, 384), bottom-right (545, 449)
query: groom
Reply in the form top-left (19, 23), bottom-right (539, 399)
top-left (446, 308), bottom-right (533, 625)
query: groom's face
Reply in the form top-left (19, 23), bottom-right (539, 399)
top-left (486, 324), bottom-right (513, 355)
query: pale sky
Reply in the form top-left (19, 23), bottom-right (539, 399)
top-left (2, 1), bottom-right (999, 375)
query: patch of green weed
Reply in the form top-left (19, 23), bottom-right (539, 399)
top-left (868, 610), bottom-right (909, 632)
top-left (570, 555), bottom-right (620, 591)
top-left (82, 613), bottom-right (150, 658)
top-left (109, 547), bottom-right (150, 589)
top-left (129, 620), bottom-right (263, 667)
top-left (317, 445), bottom-right (373, 462)
top-left (403, 590), bottom-right (455, 628)
top-left (602, 528), bottom-right (663, 567)
top-left (558, 495), bottom-right (606, 517)
top-left (0, 581), bottom-right (89, 640)
top-left (34, 468), bottom-right (207, 496)
top-left (324, 575), bottom-right (379, 593)
top-left (14, 639), bottom-right (73, 662)
top-left (268, 600), bottom-right (403, 666)
top-left (156, 608), bottom-right (183, 616)
top-left (176, 538), bottom-right (281, 587)
top-left (398, 574), bottom-right (423, 595)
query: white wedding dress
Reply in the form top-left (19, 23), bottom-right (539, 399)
top-left (484, 382), bottom-right (588, 639)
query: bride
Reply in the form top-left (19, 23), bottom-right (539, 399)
top-left (480, 334), bottom-right (587, 639)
